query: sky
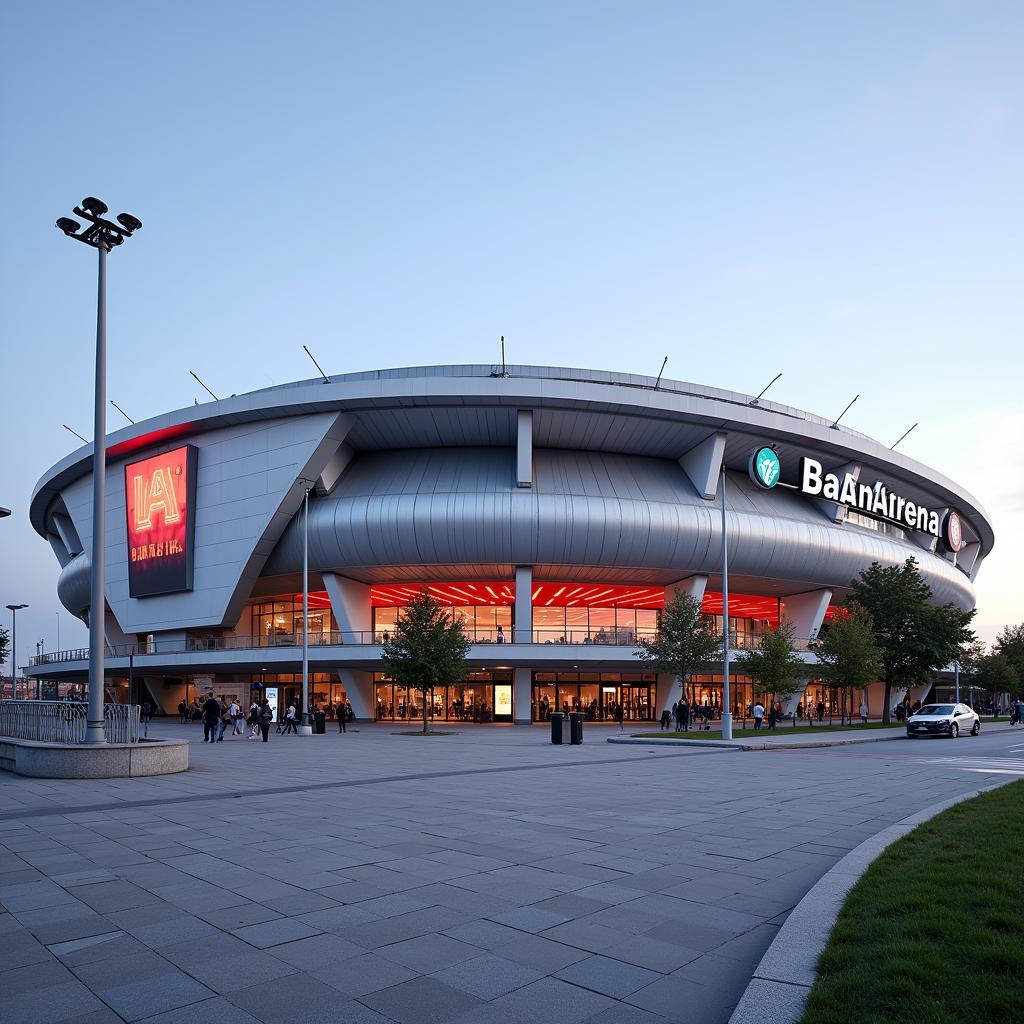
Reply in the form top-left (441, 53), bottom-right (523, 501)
top-left (1, 1), bottom-right (1021, 672)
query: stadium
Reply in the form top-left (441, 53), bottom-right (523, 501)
top-left (25, 364), bottom-right (992, 724)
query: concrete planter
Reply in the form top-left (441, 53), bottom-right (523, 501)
top-left (0, 736), bottom-right (188, 778)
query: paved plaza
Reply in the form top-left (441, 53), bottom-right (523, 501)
top-left (1, 722), bottom-right (1020, 1024)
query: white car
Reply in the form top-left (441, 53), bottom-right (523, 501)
top-left (906, 703), bottom-right (980, 739)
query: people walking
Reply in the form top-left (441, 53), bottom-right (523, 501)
top-left (216, 698), bottom-right (229, 742)
top-left (258, 700), bottom-right (273, 742)
top-left (338, 700), bottom-right (347, 733)
top-left (660, 707), bottom-right (671, 730)
top-left (679, 699), bottom-right (690, 732)
top-left (200, 693), bottom-right (221, 742)
top-left (752, 701), bottom-right (765, 730)
top-left (229, 700), bottom-right (242, 736)
top-left (283, 703), bottom-right (298, 735)
top-left (859, 699), bottom-right (869, 725)
top-left (178, 699), bottom-right (188, 725)
top-left (247, 702), bottom-right (260, 739)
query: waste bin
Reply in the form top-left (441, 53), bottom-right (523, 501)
top-left (313, 711), bottom-right (326, 735)
top-left (550, 712), bottom-right (564, 744)
top-left (569, 712), bottom-right (584, 745)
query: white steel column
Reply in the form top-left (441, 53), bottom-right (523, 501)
top-left (514, 566), bottom-right (533, 643)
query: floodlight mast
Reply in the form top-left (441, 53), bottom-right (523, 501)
top-left (55, 197), bottom-right (141, 744)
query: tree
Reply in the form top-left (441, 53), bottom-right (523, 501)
top-left (380, 591), bottom-right (470, 733)
top-left (635, 591), bottom-right (721, 707)
top-left (734, 621), bottom-right (806, 712)
top-left (811, 604), bottom-right (882, 725)
top-left (849, 559), bottom-right (975, 723)
top-left (971, 653), bottom-right (1019, 704)
top-left (994, 623), bottom-right (1024, 694)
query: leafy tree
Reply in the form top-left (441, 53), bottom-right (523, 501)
top-left (971, 653), bottom-right (1019, 703)
top-left (734, 621), bottom-right (806, 711)
top-left (380, 590), bottom-right (470, 733)
top-left (849, 559), bottom-right (975, 723)
top-left (994, 623), bottom-right (1024, 694)
top-left (635, 591), bottom-right (721, 706)
top-left (812, 604), bottom-right (882, 725)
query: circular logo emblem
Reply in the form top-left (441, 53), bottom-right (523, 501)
top-left (749, 447), bottom-right (781, 489)
top-left (942, 511), bottom-right (963, 553)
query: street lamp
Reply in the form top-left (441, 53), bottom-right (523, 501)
top-left (57, 197), bottom-right (142, 744)
top-left (719, 470), bottom-right (733, 741)
top-left (0, 508), bottom-right (10, 519)
top-left (6, 604), bottom-right (28, 700)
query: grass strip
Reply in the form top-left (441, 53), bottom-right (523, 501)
top-left (801, 780), bottom-right (1024, 1024)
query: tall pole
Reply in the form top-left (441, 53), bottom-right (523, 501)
top-left (86, 245), bottom-right (107, 744)
top-left (299, 485), bottom-right (312, 734)
top-left (720, 467), bottom-right (733, 740)
top-left (954, 660), bottom-right (960, 703)
top-left (11, 608), bottom-right (17, 700)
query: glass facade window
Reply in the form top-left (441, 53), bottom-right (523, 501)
top-left (250, 595), bottom-right (338, 647)
top-left (534, 607), bottom-right (659, 644)
top-left (373, 671), bottom-right (514, 722)
top-left (372, 605), bottom-right (511, 643)
top-left (531, 672), bottom-right (655, 722)
top-left (247, 672), bottom-right (343, 721)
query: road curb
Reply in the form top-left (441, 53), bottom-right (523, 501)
top-left (727, 782), bottom-right (1011, 1024)
top-left (608, 722), bottom-right (1016, 752)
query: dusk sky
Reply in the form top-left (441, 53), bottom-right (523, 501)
top-left (1, 1), bottom-right (1021, 670)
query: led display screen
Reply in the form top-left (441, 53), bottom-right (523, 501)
top-left (125, 445), bottom-right (198, 598)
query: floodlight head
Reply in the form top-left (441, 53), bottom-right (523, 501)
top-left (105, 230), bottom-right (124, 247)
top-left (56, 217), bottom-right (81, 236)
top-left (81, 196), bottom-right (108, 217)
top-left (117, 213), bottom-right (142, 233)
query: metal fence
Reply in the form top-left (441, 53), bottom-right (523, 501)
top-left (31, 628), bottom-right (815, 666)
top-left (0, 701), bottom-right (140, 744)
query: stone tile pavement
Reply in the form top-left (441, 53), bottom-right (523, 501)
top-left (0, 720), bottom-right (1012, 1023)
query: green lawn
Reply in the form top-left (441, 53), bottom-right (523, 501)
top-left (801, 781), bottom-right (1024, 1024)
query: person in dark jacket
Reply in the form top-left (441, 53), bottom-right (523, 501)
top-left (258, 700), bottom-right (273, 742)
top-left (201, 693), bottom-right (221, 743)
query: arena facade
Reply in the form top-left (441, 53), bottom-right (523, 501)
top-left (26, 364), bottom-right (992, 724)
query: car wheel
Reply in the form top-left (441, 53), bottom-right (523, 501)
top-left (971, 720), bottom-right (980, 736)
top-left (950, 723), bottom-right (959, 738)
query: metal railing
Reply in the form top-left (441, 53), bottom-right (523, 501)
top-left (31, 628), bottom-right (815, 665)
top-left (0, 700), bottom-right (140, 744)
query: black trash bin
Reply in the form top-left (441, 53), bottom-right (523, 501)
top-left (550, 712), bottom-right (564, 744)
top-left (569, 712), bottom-right (584, 745)
top-left (313, 711), bottom-right (326, 735)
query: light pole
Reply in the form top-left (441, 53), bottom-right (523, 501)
top-left (719, 468), bottom-right (733, 741)
top-left (298, 483), bottom-right (313, 735)
top-left (6, 604), bottom-right (28, 700)
top-left (56, 198), bottom-right (141, 744)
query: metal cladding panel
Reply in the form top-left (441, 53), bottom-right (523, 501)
top-left (262, 448), bottom-right (976, 609)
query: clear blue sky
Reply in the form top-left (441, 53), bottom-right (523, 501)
top-left (1, 1), bottom-right (1021, 666)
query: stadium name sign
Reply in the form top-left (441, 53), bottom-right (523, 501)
top-left (749, 446), bottom-right (945, 539)
top-left (799, 458), bottom-right (940, 537)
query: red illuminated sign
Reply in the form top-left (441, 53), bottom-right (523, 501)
top-left (125, 445), bottom-right (198, 597)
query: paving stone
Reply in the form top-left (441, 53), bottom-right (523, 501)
top-left (359, 976), bottom-right (486, 1024)
top-left (555, 954), bottom-right (663, 998)
top-left (309, 950), bottom-right (420, 996)
top-left (431, 952), bottom-right (545, 999)
top-left (136, 995), bottom-right (263, 1023)
top-left (232, 917), bottom-right (322, 948)
top-left (97, 973), bottom-right (217, 1022)
top-left (269, 931), bottom-right (365, 968)
top-left (489, 976), bottom-right (616, 1023)
top-left (488, 906), bottom-right (569, 933)
top-left (230, 973), bottom-right (403, 1024)
top-left (379, 933), bottom-right (482, 973)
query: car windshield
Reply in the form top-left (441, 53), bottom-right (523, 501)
top-left (916, 705), bottom-right (955, 716)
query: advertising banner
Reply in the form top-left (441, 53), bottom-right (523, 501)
top-left (125, 445), bottom-right (198, 598)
